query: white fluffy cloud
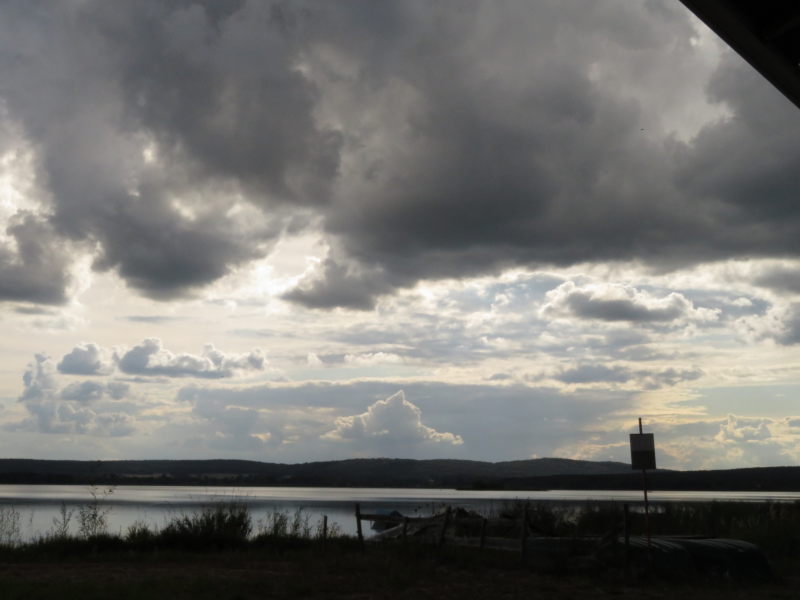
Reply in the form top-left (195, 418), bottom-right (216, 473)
top-left (94, 339), bottom-right (267, 379)
top-left (344, 352), bottom-right (404, 367)
top-left (325, 390), bottom-right (463, 448)
top-left (54, 339), bottom-right (267, 380)
top-left (715, 414), bottom-right (772, 443)
top-left (14, 354), bottom-right (135, 436)
top-left (57, 343), bottom-right (114, 375)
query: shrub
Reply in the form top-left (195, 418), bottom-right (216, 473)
top-left (159, 503), bottom-right (252, 549)
top-left (51, 503), bottom-right (74, 539)
top-left (258, 510), bottom-right (290, 538)
top-left (77, 486), bottom-right (114, 539)
top-left (125, 520), bottom-right (157, 549)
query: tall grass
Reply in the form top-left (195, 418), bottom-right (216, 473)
top-left (0, 490), bottom-right (344, 558)
top-left (77, 485), bottom-right (114, 538)
top-left (51, 503), bottom-right (74, 539)
top-left (0, 505), bottom-right (21, 547)
top-left (496, 499), bottom-right (800, 558)
top-left (159, 503), bottom-right (253, 549)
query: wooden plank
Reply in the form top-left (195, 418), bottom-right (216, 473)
top-left (438, 506), bottom-right (451, 548)
top-left (358, 512), bottom-right (484, 525)
top-left (357, 513), bottom-right (408, 523)
top-left (355, 504), bottom-right (364, 553)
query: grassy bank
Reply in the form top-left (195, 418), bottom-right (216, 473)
top-left (501, 499), bottom-right (800, 559)
top-left (1, 498), bottom-right (800, 598)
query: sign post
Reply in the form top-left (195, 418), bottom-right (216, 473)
top-left (630, 418), bottom-right (655, 550)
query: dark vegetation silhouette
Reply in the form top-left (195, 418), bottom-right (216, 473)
top-left (1, 457), bottom-right (798, 491)
top-left (1, 499), bottom-right (799, 598)
top-left (0, 457), bottom-right (632, 487)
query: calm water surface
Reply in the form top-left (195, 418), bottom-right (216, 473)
top-left (1, 485), bottom-right (799, 541)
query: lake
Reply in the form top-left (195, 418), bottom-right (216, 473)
top-left (1, 485), bottom-right (799, 541)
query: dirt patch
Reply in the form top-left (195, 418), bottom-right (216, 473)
top-left (1, 557), bottom-right (799, 600)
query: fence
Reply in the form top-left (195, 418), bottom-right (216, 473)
top-left (353, 502), bottom-right (573, 558)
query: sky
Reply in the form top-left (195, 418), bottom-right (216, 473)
top-left (1, 0), bottom-right (800, 470)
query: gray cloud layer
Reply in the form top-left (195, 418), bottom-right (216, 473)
top-left (0, 214), bottom-right (72, 305)
top-left (56, 339), bottom-right (266, 379)
top-left (116, 339), bottom-right (265, 378)
top-left (57, 343), bottom-right (114, 376)
top-left (1, 1), bottom-right (799, 307)
top-left (15, 354), bottom-right (135, 436)
top-left (176, 379), bottom-right (636, 461)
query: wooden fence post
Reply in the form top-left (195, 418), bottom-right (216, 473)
top-left (437, 506), bottom-right (451, 548)
top-left (520, 503), bottom-right (529, 559)
top-left (322, 515), bottom-right (328, 552)
top-left (355, 503), bottom-right (364, 553)
top-left (709, 502), bottom-right (718, 538)
top-left (623, 503), bottom-right (630, 576)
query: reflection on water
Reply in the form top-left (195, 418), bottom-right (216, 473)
top-left (1, 485), bottom-right (799, 541)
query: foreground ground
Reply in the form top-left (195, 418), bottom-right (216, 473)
top-left (1, 548), bottom-right (799, 600)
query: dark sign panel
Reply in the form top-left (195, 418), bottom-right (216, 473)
top-left (630, 433), bottom-right (656, 470)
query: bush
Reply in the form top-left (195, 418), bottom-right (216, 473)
top-left (251, 508), bottom-right (342, 550)
top-left (51, 503), bottom-right (74, 539)
top-left (125, 520), bottom-right (158, 549)
top-left (159, 503), bottom-right (252, 550)
top-left (77, 486), bottom-right (114, 539)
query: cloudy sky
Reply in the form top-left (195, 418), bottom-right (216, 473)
top-left (1, 0), bottom-right (799, 470)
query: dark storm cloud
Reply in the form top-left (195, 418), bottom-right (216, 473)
top-left (0, 0), bottom-right (336, 301)
top-left (92, 0), bottom-right (341, 205)
top-left (86, 191), bottom-right (268, 300)
top-left (542, 281), bottom-right (713, 324)
top-left (2, 1), bottom-right (800, 307)
top-left (754, 267), bottom-right (800, 295)
top-left (283, 257), bottom-right (394, 311)
top-left (775, 304), bottom-right (800, 346)
top-left (561, 290), bottom-right (686, 322)
top-left (0, 214), bottom-right (72, 304)
top-left (283, 0), bottom-right (717, 308)
top-left (678, 50), bottom-right (800, 227)
top-left (285, 1), bottom-right (800, 308)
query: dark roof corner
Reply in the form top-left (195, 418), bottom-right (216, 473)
top-left (680, 0), bottom-right (800, 110)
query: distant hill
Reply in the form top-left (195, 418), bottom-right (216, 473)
top-left (499, 465), bottom-right (800, 492)
top-left (0, 457), bottom-right (631, 487)
top-left (1, 458), bottom-right (796, 491)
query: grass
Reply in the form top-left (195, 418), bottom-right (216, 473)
top-left (0, 500), bottom-right (346, 559)
top-left (494, 499), bottom-right (800, 558)
top-left (2, 497), bottom-right (800, 597)
top-left (0, 540), bottom-right (798, 600)
top-left (4, 496), bottom-right (800, 560)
